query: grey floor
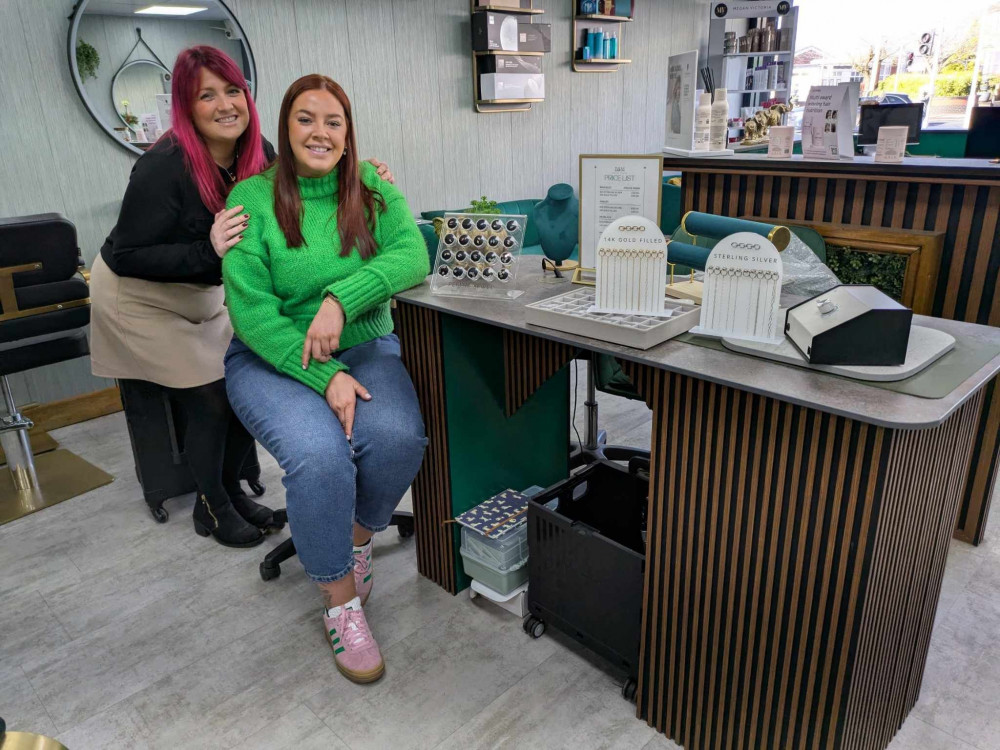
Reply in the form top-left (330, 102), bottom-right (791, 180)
top-left (2, 362), bottom-right (999, 750)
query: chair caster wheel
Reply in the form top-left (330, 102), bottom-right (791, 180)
top-left (622, 677), bottom-right (637, 703)
top-left (397, 517), bottom-right (415, 539)
top-left (523, 615), bottom-right (546, 638)
top-left (150, 506), bottom-right (169, 523)
top-left (260, 561), bottom-right (281, 581)
top-left (248, 480), bottom-right (266, 497)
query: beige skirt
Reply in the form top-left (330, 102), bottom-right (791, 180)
top-left (89, 254), bottom-right (233, 388)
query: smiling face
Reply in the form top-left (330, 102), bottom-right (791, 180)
top-left (287, 88), bottom-right (347, 178)
top-left (190, 67), bottom-right (249, 149)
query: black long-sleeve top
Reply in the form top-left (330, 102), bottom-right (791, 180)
top-left (100, 137), bottom-right (276, 285)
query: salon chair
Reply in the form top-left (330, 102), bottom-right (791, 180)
top-left (0, 214), bottom-right (93, 518)
top-left (260, 510), bottom-right (414, 581)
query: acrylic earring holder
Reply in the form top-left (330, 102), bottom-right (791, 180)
top-left (430, 213), bottom-right (527, 300)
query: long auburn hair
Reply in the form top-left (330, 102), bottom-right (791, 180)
top-left (273, 75), bottom-right (384, 258)
top-left (168, 46), bottom-right (269, 213)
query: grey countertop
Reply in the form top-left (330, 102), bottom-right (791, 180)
top-left (661, 154), bottom-right (1000, 181)
top-left (394, 265), bottom-right (1000, 430)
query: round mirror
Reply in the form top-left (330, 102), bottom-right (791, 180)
top-left (68, 0), bottom-right (256, 156)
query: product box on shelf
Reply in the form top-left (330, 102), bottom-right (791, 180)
top-left (472, 11), bottom-right (520, 51)
top-left (517, 22), bottom-right (551, 52)
top-left (480, 73), bottom-right (545, 100)
top-left (478, 54), bottom-right (543, 75)
top-left (579, 0), bottom-right (599, 12)
top-left (476, 0), bottom-right (532, 8)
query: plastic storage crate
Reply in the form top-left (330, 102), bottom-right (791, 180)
top-left (459, 548), bottom-right (528, 594)
top-left (525, 459), bottom-right (648, 697)
top-left (461, 523), bottom-right (528, 572)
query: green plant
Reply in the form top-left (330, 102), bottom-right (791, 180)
top-left (76, 39), bottom-right (100, 80)
top-left (120, 99), bottom-right (139, 127)
top-left (825, 245), bottom-right (907, 302)
top-left (468, 195), bottom-right (501, 214)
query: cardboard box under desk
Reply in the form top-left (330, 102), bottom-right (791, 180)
top-left (478, 54), bottom-right (543, 75)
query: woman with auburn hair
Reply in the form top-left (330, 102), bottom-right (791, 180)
top-left (90, 47), bottom-right (395, 549)
top-left (222, 74), bottom-right (429, 684)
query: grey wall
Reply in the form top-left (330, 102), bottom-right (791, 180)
top-left (0, 0), bottom-right (706, 407)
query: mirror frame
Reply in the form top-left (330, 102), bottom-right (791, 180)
top-left (67, 0), bottom-right (258, 157)
top-left (110, 59), bottom-right (172, 133)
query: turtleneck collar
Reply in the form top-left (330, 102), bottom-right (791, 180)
top-left (296, 166), bottom-right (339, 199)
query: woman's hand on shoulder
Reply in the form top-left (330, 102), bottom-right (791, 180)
top-left (302, 296), bottom-right (346, 368)
top-left (211, 205), bottom-right (248, 258)
top-left (324, 371), bottom-right (371, 440)
top-left (366, 158), bottom-right (395, 185)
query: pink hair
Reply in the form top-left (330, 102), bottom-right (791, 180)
top-left (166, 46), bottom-right (269, 213)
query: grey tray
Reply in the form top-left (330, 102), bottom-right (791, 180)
top-left (525, 287), bottom-right (701, 350)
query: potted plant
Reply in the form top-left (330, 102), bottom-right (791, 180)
top-left (76, 39), bottom-right (100, 80)
top-left (120, 99), bottom-right (139, 128)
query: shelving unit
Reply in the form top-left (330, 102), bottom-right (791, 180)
top-left (571, 2), bottom-right (634, 73)
top-left (708, 3), bottom-right (799, 128)
top-left (471, 0), bottom-right (548, 113)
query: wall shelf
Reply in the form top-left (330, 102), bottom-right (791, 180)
top-left (474, 4), bottom-right (545, 13)
top-left (576, 13), bottom-right (633, 22)
top-left (471, 0), bottom-right (548, 113)
top-left (475, 50), bottom-right (545, 56)
top-left (723, 51), bottom-right (792, 58)
top-left (572, 2), bottom-right (634, 73)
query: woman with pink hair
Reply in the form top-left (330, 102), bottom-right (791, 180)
top-left (90, 46), bottom-right (394, 548)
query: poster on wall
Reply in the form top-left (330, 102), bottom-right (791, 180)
top-left (663, 50), bottom-right (699, 154)
top-left (800, 84), bottom-right (854, 160)
top-left (579, 154), bottom-right (663, 269)
top-left (712, 0), bottom-right (791, 20)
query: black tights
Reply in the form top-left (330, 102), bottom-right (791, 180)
top-left (167, 378), bottom-right (254, 507)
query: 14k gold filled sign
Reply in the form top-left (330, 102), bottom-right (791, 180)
top-left (592, 215), bottom-right (669, 316)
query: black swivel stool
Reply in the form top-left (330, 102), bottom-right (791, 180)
top-left (0, 213), bottom-right (110, 523)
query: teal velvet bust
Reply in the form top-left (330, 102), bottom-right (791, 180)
top-left (532, 183), bottom-right (579, 265)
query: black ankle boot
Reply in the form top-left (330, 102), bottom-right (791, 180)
top-left (193, 494), bottom-right (265, 548)
top-left (228, 490), bottom-right (277, 531)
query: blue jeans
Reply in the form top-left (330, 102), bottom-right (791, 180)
top-left (224, 334), bottom-right (427, 583)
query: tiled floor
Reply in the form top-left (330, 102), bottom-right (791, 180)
top-left (2, 366), bottom-right (998, 749)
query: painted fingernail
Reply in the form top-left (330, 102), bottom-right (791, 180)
top-left (243, 214), bottom-right (249, 219)
top-left (239, 235), bottom-right (243, 240)
top-left (242, 221), bottom-right (248, 227)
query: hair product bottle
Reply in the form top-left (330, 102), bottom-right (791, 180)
top-left (710, 89), bottom-right (729, 151)
top-left (694, 91), bottom-right (712, 151)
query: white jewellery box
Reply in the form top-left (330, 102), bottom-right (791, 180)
top-left (480, 73), bottom-right (545, 100)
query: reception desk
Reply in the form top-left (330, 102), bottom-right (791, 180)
top-left (663, 154), bottom-right (1000, 544)
top-left (394, 266), bottom-right (1000, 750)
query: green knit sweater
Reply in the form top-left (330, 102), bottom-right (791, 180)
top-left (222, 161), bottom-right (429, 394)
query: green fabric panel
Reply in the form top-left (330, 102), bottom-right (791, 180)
top-left (661, 176), bottom-right (683, 236)
top-left (675, 332), bottom-right (1000, 399)
top-left (418, 223), bottom-right (438, 264)
top-left (441, 315), bottom-right (570, 592)
top-left (906, 131), bottom-right (968, 158)
top-left (420, 209), bottom-right (448, 221)
top-left (789, 226), bottom-right (827, 262)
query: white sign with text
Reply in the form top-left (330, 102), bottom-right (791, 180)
top-left (801, 84), bottom-right (854, 160)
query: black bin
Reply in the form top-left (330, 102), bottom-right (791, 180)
top-left (526, 459), bottom-right (647, 688)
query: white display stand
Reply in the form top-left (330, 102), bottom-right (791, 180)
top-left (691, 232), bottom-right (784, 344)
top-left (721, 325), bottom-right (955, 382)
top-left (662, 147), bottom-right (735, 158)
top-left (579, 154), bottom-right (663, 269)
top-left (801, 83), bottom-right (854, 160)
top-left (664, 50), bottom-right (699, 152)
top-left (593, 215), bottom-right (669, 316)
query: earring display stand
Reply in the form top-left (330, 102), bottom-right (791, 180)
top-left (430, 213), bottom-right (528, 299)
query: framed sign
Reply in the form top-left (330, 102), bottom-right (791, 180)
top-left (579, 154), bottom-right (663, 269)
top-left (664, 50), bottom-right (699, 153)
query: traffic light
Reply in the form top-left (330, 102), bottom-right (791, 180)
top-left (906, 52), bottom-right (914, 71)
top-left (919, 32), bottom-right (934, 57)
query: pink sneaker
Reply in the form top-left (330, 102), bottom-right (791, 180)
top-left (354, 540), bottom-right (374, 606)
top-left (324, 597), bottom-right (384, 683)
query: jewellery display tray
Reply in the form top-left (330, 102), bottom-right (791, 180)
top-left (525, 287), bottom-right (701, 350)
